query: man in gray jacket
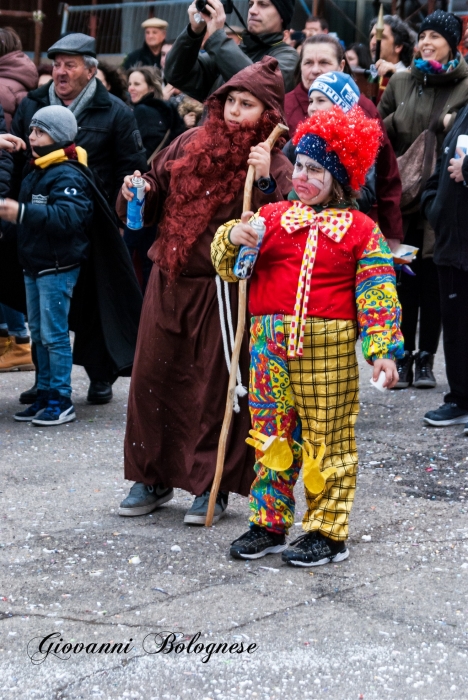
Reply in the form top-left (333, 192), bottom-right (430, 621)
top-left (164, 0), bottom-right (298, 101)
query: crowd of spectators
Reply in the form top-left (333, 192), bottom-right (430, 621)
top-left (1, 3), bottom-right (468, 528)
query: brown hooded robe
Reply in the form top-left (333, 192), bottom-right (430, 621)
top-left (116, 58), bottom-right (293, 496)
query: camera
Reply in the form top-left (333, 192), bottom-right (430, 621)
top-left (195, 0), bottom-right (234, 16)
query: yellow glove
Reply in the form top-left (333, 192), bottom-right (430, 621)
top-left (301, 439), bottom-right (336, 495)
top-left (246, 429), bottom-right (293, 472)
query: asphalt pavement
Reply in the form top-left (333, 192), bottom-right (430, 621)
top-left (0, 346), bottom-right (467, 700)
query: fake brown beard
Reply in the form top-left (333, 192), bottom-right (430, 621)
top-left (155, 101), bottom-right (283, 281)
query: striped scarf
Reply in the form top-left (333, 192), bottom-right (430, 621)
top-left (49, 77), bottom-right (97, 118)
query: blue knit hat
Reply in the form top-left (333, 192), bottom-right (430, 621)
top-left (295, 134), bottom-right (349, 185)
top-left (308, 72), bottom-right (360, 113)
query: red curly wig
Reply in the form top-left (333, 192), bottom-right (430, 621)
top-left (292, 105), bottom-right (382, 191)
top-left (155, 99), bottom-right (284, 280)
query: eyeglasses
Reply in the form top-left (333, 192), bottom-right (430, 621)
top-left (293, 159), bottom-right (326, 181)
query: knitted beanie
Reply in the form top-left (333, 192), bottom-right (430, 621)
top-left (418, 10), bottom-right (462, 58)
top-left (308, 72), bottom-right (360, 114)
top-left (30, 106), bottom-right (78, 144)
top-left (269, 0), bottom-right (295, 29)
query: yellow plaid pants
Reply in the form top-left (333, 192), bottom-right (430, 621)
top-left (249, 315), bottom-right (359, 541)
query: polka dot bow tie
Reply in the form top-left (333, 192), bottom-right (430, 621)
top-left (281, 202), bottom-right (353, 358)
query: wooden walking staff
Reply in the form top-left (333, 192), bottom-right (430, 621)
top-left (205, 122), bottom-right (289, 527)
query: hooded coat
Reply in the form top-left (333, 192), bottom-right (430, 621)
top-left (0, 51), bottom-right (38, 129)
top-left (116, 57), bottom-right (294, 496)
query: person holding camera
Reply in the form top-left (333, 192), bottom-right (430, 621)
top-left (164, 0), bottom-right (299, 102)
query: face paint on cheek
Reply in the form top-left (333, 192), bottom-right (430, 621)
top-left (292, 177), bottom-right (324, 200)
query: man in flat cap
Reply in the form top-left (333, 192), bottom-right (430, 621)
top-left (122, 18), bottom-right (168, 69)
top-left (164, 0), bottom-right (298, 101)
top-left (6, 33), bottom-right (147, 406)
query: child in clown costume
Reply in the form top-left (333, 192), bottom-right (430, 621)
top-left (211, 106), bottom-right (404, 566)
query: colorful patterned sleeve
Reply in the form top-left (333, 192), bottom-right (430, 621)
top-left (211, 219), bottom-right (241, 283)
top-left (355, 226), bottom-right (405, 363)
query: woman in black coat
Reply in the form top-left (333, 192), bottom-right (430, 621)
top-left (127, 66), bottom-right (185, 161)
top-left (124, 66), bottom-right (185, 291)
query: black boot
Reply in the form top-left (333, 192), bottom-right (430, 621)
top-left (392, 351), bottom-right (414, 389)
top-left (87, 380), bottom-right (113, 405)
top-left (19, 382), bottom-right (38, 404)
top-left (413, 351), bottom-right (436, 388)
top-left (19, 342), bottom-right (38, 403)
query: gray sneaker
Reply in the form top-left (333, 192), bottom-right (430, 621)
top-left (184, 490), bottom-right (228, 525)
top-left (119, 483), bottom-right (174, 517)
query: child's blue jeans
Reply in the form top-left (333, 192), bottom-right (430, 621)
top-left (24, 268), bottom-right (80, 398)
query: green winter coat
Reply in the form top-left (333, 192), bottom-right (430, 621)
top-left (378, 57), bottom-right (468, 158)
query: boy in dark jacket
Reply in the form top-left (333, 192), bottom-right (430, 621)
top-left (0, 105), bottom-right (93, 425)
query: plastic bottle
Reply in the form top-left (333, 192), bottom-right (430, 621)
top-left (233, 217), bottom-right (266, 279)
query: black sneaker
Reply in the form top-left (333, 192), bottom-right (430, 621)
top-left (184, 490), bottom-right (228, 525)
top-left (230, 525), bottom-right (287, 560)
top-left (413, 351), bottom-right (436, 388)
top-left (119, 483), bottom-right (174, 516)
top-left (14, 389), bottom-right (48, 422)
top-left (392, 351), bottom-right (414, 389)
top-left (424, 403), bottom-right (468, 427)
top-left (281, 531), bottom-right (349, 567)
top-left (32, 389), bottom-right (75, 426)
top-left (464, 424), bottom-right (468, 436)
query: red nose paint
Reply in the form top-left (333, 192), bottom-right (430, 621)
top-left (292, 178), bottom-right (322, 200)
